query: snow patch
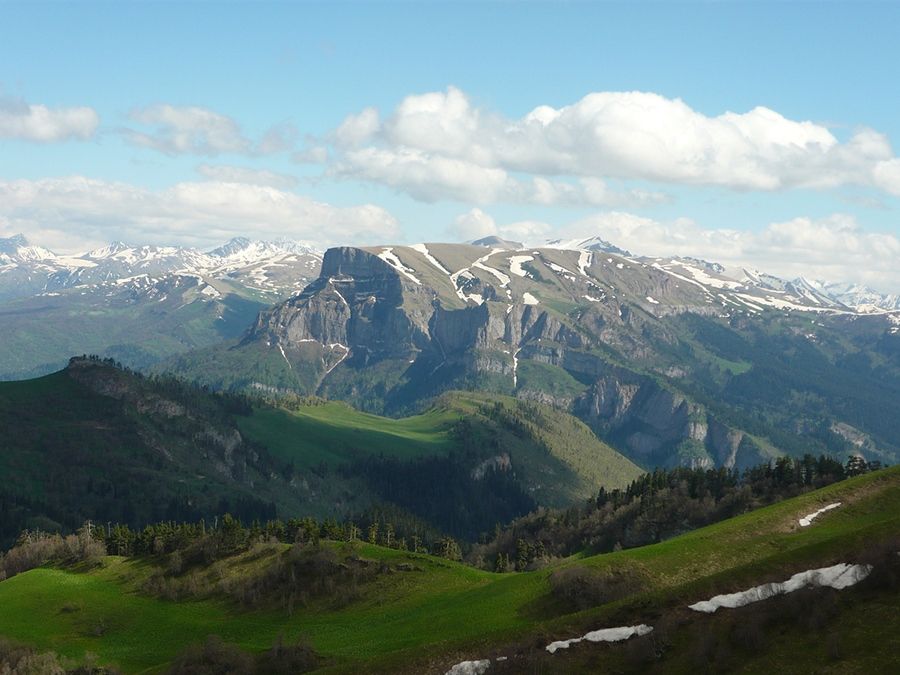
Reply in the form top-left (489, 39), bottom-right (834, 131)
top-left (410, 243), bottom-right (451, 275)
top-left (688, 563), bottom-right (872, 613)
top-left (545, 624), bottom-right (653, 654)
top-left (473, 261), bottom-right (511, 286)
top-left (444, 660), bottom-right (491, 675)
top-left (583, 295), bottom-right (603, 302)
top-left (378, 247), bottom-right (422, 285)
top-left (277, 343), bottom-right (292, 370)
top-left (577, 250), bottom-right (593, 277)
top-left (799, 502), bottom-right (842, 527)
top-left (522, 292), bottom-right (539, 305)
top-left (508, 255), bottom-right (534, 277)
top-left (645, 296), bottom-right (659, 305)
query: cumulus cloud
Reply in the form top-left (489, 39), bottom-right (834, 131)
top-left (196, 164), bottom-right (299, 189)
top-left (334, 107), bottom-right (380, 147)
top-left (449, 208), bottom-right (553, 243)
top-left (123, 104), bottom-right (296, 156)
top-left (0, 176), bottom-right (399, 251)
top-left (326, 86), bottom-right (900, 201)
top-left (0, 96), bottom-right (99, 142)
top-left (332, 147), bottom-right (665, 206)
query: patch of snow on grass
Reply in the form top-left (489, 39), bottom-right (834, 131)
top-left (410, 243), bottom-right (451, 275)
top-left (688, 563), bottom-right (872, 614)
top-left (509, 255), bottom-right (534, 277)
top-left (473, 261), bottom-right (511, 286)
top-left (799, 502), bottom-right (842, 527)
top-left (465, 293), bottom-right (484, 305)
top-left (583, 295), bottom-right (603, 302)
top-left (577, 250), bottom-right (593, 276)
top-left (444, 659), bottom-right (491, 675)
top-left (378, 247), bottom-right (422, 285)
top-left (645, 296), bottom-right (659, 304)
top-left (546, 624), bottom-right (653, 654)
top-left (523, 292), bottom-right (539, 305)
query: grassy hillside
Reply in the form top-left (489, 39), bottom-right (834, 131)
top-left (237, 401), bottom-right (458, 468)
top-left (0, 467), bottom-right (897, 673)
top-left (0, 361), bottom-right (640, 546)
top-left (238, 391), bottom-right (643, 508)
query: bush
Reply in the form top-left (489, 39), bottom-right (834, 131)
top-left (548, 564), bottom-right (643, 611)
top-left (0, 525), bottom-right (106, 580)
top-left (167, 636), bottom-right (254, 675)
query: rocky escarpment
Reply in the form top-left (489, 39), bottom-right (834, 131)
top-left (571, 364), bottom-right (765, 469)
top-left (245, 246), bottom-right (609, 397)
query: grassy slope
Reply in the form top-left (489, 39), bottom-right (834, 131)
top-left (238, 391), bottom-right (643, 505)
top-left (1, 467), bottom-right (897, 674)
top-left (236, 402), bottom-right (458, 469)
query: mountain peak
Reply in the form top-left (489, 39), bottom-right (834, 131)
top-left (545, 235), bottom-right (632, 257)
top-left (0, 233), bottom-right (30, 254)
top-left (470, 235), bottom-right (523, 250)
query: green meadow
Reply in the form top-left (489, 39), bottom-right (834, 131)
top-left (1, 466), bottom-right (897, 673)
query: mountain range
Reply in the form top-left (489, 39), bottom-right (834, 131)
top-left (0, 234), bottom-right (322, 379)
top-left (4, 231), bottom-right (900, 471)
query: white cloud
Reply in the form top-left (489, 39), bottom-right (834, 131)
top-left (451, 208), bottom-right (496, 240)
top-left (123, 104), bottom-right (296, 156)
top-left (872, 158), bottom-right (900, 196)
top-left (332, 147), bottom-right (665, 206)
top-left (196, 164), bottom-right (298, 189)
top-left (334, 107), bottom-right (380, 147)
top-left (0, 96), bottom-right (99, 142)
top-left (0, 176), bottom-right (399, 252)
top-left (449, 208), bottom-right (552, 243)
top-left (327, 86), bottom-right (900, 201)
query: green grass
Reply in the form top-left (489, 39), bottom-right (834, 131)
top-left (2, 467), bottom-right (897, 673)
top-left (516, 360), bottom-right (588, 399)
top-left (237, 402), bottom-right (459, 468)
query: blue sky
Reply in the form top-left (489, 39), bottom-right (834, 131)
top-left (2, 1), bottom-right (900, 288)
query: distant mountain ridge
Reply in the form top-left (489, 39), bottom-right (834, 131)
top-left (0, 234), bottom-right (322, 379)
top-left (0, 233), bottom-right (322, 302)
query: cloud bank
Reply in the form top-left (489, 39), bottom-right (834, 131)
top-left (0, 176), bottom-right (399, 252)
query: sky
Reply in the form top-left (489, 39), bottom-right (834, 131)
top-left (2, 1), bottom-right (900, 290)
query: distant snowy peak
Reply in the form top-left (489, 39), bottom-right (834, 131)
top-left (470, 235), bottom-right (523, 250)
top-left (0, 236), bottom-right (323, 303)
top-left (207, 237), bottom-right (321, 265)
top-left (0, 234), bottom-right (56, 262)
top-left (546, 235), bottom-right (632, 257)
top-left (85, 241), bottom-right (131, 259)
top-left (808, 280), bottom-right (900, 312)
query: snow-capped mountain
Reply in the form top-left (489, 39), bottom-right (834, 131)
top-left (546, 235), bottom-right (632, 257)
top-left (806, 280), bottom-right (900, 313)
top-left (0, 234), bottom-right (322, 303)
top-left (539, 235), bottom-right (897, 316)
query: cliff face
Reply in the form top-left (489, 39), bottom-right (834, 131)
top-left (571, 365), bottom-right (765, 469)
